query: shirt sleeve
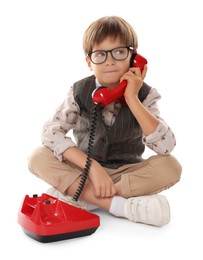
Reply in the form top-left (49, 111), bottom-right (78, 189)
top-left (142, 88), bottom-right (176, 155)
top-left (41, 86), bottom-right (80, 161)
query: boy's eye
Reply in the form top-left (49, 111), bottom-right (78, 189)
top-left (94, 52), bottom-right (106, 58)
top-left (113, 48), bottom-right (126, 57)
top-left (115, 50), bottom-right (122, 55)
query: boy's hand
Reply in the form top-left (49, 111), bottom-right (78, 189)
top-left (120, 64), bottom-right (147, 99)
top-left (89, 167), bottom-right (116, 198)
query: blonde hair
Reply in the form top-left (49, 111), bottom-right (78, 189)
top-left (83, 16), bottom-right (138, 55)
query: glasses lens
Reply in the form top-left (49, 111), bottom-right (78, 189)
top-left (112, 47), bottom-right (129, 60)
top-left (90, 51), bottom-right (106, 64)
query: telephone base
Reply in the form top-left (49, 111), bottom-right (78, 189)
top-left (18, 193), bottom-right (100, 243)
top-left (21, 226), bottom-right (98, 243)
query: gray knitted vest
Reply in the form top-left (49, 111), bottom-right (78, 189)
top-left (73, 75), bottom-right (151, 169)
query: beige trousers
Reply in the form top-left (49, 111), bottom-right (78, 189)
top-left (28, 146), bottom-right (182, 198)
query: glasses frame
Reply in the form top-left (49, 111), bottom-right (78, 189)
top-left (87, 46), bottom-right (134, 64)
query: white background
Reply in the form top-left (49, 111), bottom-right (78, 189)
top-left (0, 0), bottom-right (202, 259)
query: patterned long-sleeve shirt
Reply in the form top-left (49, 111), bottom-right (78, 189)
top-left (42, 80), bottom-right (176, 162)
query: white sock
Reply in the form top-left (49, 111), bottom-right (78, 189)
top-left (109, 196), bottom-right (127, 217)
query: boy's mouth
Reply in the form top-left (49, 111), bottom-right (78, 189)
top-left (104, 70), bottom-right (118, 74)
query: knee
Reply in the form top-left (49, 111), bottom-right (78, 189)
top-left (27, 146), bottom-right (48, 176)
top-left (159, 154), bottom-right (182, 182)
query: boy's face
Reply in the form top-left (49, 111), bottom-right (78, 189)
top-left (86, 37), bottom-right (132, 89)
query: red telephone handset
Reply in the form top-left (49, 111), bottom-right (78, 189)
top-left (92, 53), bottom-right (147, 107)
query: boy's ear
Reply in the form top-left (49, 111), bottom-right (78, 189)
top-left (85, 57), bottom-right (93, 71)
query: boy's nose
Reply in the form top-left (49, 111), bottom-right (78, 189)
top-left (105, 52), bottom-right (115, 64)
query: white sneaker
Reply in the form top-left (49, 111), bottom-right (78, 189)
top-left (124, 194), bottom-right (170, 227)
top-left (46, 187), bottom-right (86, 209)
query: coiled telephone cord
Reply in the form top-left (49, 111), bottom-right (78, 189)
top-left (72, 103), bottom-right (100, 202)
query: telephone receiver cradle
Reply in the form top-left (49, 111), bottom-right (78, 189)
top-left (92, 53), bottom-right (148, 107)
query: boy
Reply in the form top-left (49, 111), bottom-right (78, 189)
top-left (28, 16), bottom-right (182, 227)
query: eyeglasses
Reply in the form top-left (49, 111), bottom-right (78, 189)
top-left (87, 46), bottom-right (133, 64)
